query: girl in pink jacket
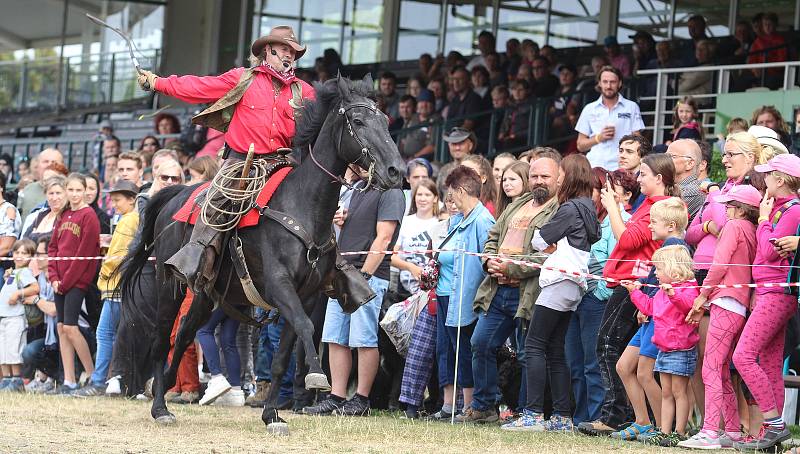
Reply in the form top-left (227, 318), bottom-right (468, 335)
top-left (622, 245), bottom-right (699, 447)
top-left (731, 154), bottom-right (800, 451)
top-left (680, 185), bottom-right (760, 449)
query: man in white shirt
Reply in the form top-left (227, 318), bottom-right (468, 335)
top-left (575, 66), bottom-right (644, 170)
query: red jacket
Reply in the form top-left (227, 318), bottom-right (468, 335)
top-left (48, 206), bottom-right (101, 292)
top-left (602, 195), bottom-right (670, 285)
top-left (155, 66), bottom-right (315, 154)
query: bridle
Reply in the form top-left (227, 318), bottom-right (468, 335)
top-left (307, 99), bottom-right (384, 191)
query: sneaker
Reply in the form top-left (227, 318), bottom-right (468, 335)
top-left (245, 380), bottom-right (270, 408)
top-left (577, 419), bottom-right (616, 436)
top-left (658, 432), bottom-right (688, 447)
top-left (302, 396), bottom-right (344, 416)
top-left (733, 424), bottom-right (790, 451)
top-left (105, 376), bottom-right (122, 396)
top-left (0, 377), bottom-right (11, 391)
top-left (164, 391), bottom-right (181, 402)
top-left (400, 408), bottom-right (419, 420)
top-left (198, 375), bottom-right (232, 406)
top-left (1, 377), bottom-right (24, 393)
top-left (173, 391), bottom-right (199, 404)
top-left (24, 377), bottom-right (51, 393)
top-left (635, 426), bottom-right (659, 443)
top-left (426, 409), bottom-right (455, 421)
top-left (545, 414), bottom-right (574, 432)
top-left (499, 408), bottom-right (516, 421)
top-left (719, 431), bottom-right (743, 448)
top-left (642, 431), bottom-right (668, 446)
top-left (332, 395), bottom-right (370, 416)
top-left (501, 410), bottom-right (547, 432)
top-left (46, 384), bottom-right (78, 395)
top-left (677, 429), bottom-right (723, 449)
top-left (71, 383), bottom-right (106, 398)
top-left (212, 388), bottom-right (245, 407)
top-left (454, 407), bottom-right (499, 424)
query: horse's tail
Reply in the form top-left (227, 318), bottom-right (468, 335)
top-left (119, 185), bottom-right (185, 300)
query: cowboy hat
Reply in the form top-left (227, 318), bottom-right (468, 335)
top-left (251, 25), bottom-right (306, 60)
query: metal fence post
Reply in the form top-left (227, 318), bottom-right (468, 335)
top-left (108, 53), bottom-right (116, 104)
top-left (18, 60), bottom-right (28, 109)
top-left (653, 71), bottom-right (664, 145)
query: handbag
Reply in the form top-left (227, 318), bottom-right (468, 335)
top-left (418, 221), bottom-right (462, 291)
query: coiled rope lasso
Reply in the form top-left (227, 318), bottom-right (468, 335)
top-left (200, 159), bottom-right (272, 232)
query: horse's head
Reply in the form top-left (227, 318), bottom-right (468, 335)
top-left (333, 75), bottom-right (405, 190)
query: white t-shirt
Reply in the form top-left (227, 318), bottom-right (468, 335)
top-left (0, 267), bottom-right (36, 317)
top-left (396, 214), bottom-right (440, 293)
top-left (575, 94), bottom-right (645, 170)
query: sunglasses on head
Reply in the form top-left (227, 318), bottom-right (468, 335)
top-left (159, 174), bottom-right (181, 183)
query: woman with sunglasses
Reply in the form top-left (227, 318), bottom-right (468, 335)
top-left (684, 131), bottom-right (761, 425)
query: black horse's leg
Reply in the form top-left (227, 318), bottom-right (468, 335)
top-left (163, 290), bottom-right (212, 389)
top-left (150, 278), bottom-right (183, 425)
top-left (269, 284), bottom-right (330, 391)
top-left (262, 322), bottom-right (297, 435)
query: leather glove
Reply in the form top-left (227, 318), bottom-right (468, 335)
top-left (137, 70), bottom-right (158, 91)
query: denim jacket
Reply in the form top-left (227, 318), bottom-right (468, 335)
top-left (439, 202), bottom-right (495, 327)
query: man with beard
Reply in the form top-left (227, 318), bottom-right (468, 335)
top-left (575, 66), bottom-right (644, 171)
top-left (136, 25), bottom-right (314, 293)
top-left (457, 152), bottom-right (560, 423)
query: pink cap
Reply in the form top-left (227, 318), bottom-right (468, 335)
top-left (754, 154), bottom-right (800, 178)
top-left (713, 184), bottom-right (762, 208)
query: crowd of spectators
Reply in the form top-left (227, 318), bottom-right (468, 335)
top-left (294, 13), bottom-right (796, 162)
top-left (0, 10), bottom-right (798, 452)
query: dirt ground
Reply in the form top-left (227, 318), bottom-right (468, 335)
top-left (0, 393), bottom-right (733, 453)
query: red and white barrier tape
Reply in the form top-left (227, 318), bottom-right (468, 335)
top-left (21, 248), bottom-right (799, 291)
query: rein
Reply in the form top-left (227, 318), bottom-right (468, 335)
top-left (306, 100), bottom-right (381, 192)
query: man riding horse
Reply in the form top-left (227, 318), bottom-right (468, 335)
top-left (137, 25), bottom-right (313, 291)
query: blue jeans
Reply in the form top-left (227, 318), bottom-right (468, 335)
top-left (91, 299), bottom-right (121, 386)
top-left (564, 292), bottom-right (605, 424)
top-left (254, 308), bottom-right (295, 400)
top-left (436, 295), bottom-right (475, 388)
top-left (197, 307), bottom-right (242, 386)
top-left (470, 286), bottom-right (520, 411)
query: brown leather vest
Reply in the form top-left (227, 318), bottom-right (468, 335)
top-left (192, 68), bottom-right (303, 133)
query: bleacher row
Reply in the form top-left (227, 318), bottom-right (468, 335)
top-left (0, 106), bottom-right (193, 169)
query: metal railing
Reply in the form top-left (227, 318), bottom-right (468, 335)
top-left (637, 60), bottom-right (800, 144)
top-left (392, 98), bottom-right (553, 161)
top-left (0, 49), bottom-right (160, 112)
top-left (0, 133), bottom-right (179, 171)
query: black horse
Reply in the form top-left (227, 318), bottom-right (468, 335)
top-left (120, 75), bottom-right (404, 434)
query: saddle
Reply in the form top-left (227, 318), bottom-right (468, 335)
top-left (173, 157), bottom-right (375, 325)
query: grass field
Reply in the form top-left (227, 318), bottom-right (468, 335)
top-left (0, 393), bottom-right (748, 453)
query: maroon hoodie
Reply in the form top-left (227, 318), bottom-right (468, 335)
top-left (48, 206), bottom-right (100, 292)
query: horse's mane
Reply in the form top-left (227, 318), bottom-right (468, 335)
top-left (293, 76), bottom-right (375, 148)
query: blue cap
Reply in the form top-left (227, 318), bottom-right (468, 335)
top-left (416, 88), bottom-right (434, 103)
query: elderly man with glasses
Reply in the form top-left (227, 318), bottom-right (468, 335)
top-left (665, 139), bottom-right (706, 222)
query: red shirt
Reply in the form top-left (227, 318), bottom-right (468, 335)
top-left (48, 206), bottom-right (101, 292)
top-left (602, 195), bottom-right (670, 285)
top-left (155, 66), bottom-right (315, 154)
top-left (748, 33), bottom-right (788, 65)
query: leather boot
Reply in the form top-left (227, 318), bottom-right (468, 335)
top-left (165, 222), bottom-right (223, 292)
top-left (246, 380), bottom-right (271, 408)
top-left (327, 255), bottom-right (376, 313)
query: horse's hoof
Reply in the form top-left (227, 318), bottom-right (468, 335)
top-left (154, 414), bottom-right (176, 425)
top-left (304, 373), bottom-right (331, 391)
top-left (266, 422), bottom-right (289, 436)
